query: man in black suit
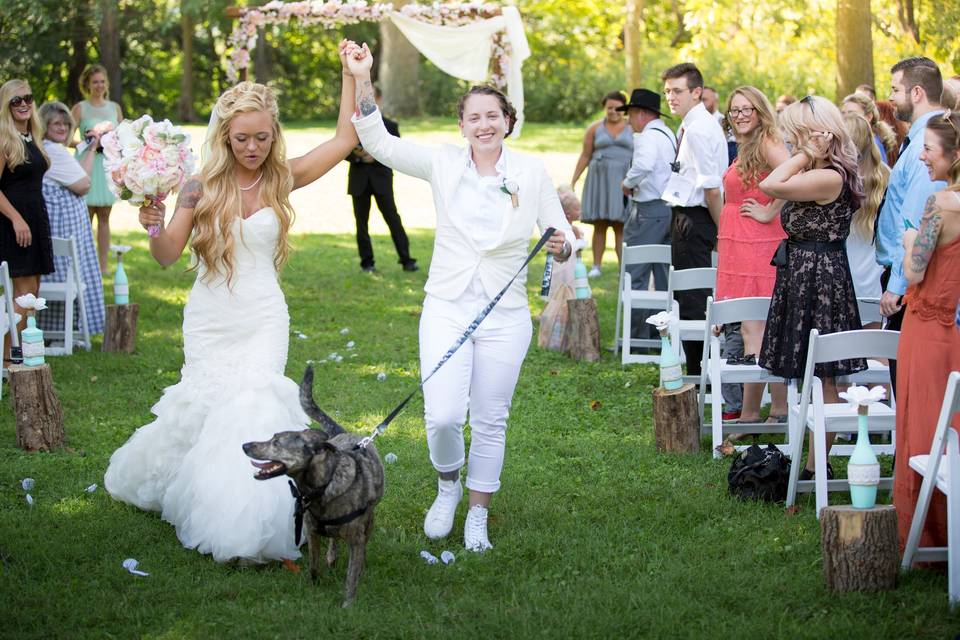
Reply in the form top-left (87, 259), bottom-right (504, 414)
top-left (347, 87), bottom-right (417, 273)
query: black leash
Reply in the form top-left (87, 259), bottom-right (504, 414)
top-left (357, 227), bottom-right (557, 449)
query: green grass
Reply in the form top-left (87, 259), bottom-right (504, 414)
top-left (0, 230), bottom-right (956, 639)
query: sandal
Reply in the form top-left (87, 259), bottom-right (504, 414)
top-left (725, 354), bottom-right (757, 366)
top-left (798, 463), bottom-right (835, 481)
top-left (764, 414), bottom-right (788, 424)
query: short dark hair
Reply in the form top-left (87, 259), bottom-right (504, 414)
top-left (457, 85), bottom-right (518, 137)
top-left (891, 56), bottom-right (943, 105)
top-left (661, 63), bottom-right (704, 90)
top-left (703, 86), bottom-right (717, 93)
top-left (601, 91), bottom-right (627, 106)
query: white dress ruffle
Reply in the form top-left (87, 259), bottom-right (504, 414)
top-left (104, 209), bottom-right (309, 563)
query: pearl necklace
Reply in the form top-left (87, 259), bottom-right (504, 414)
top-left (239, 172), bottom-right (263, 192)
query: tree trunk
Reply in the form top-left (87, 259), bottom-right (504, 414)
top-left (896, 0), bottom-right (920, 44)
top-left (66, 0), bottom-right (94, 106)
top-left (624, 0), bottom-right (644, 89)
top-left (566, 298), bottom-right (600, 362)
top-left (836, 0), bottom-right (874, 100)
top-left (254, 25), bottom-right (271, 84)
top-left (821, 505), bottom-right (898, 592)
top-left (99, 0), bottom-right (123, 105)
top-left (102, 303), bottom-right (139, 353)
top-left (177, 3), bottom-right (199, 122)
top-left (9, 364), bottom-right (65, 452)
top-left (652, 384), bottom-right (699, 453)
top-left (379, 8), bottom-right (421, 117)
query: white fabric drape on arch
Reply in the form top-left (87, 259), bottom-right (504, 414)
top-left (388, 6), bottom-right (531, 136)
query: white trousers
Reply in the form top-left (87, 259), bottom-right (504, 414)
top-left (419, 286), bottom-right (532, 493)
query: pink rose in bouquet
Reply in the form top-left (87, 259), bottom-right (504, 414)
top-left (101, 115), bottom-right (196, 237)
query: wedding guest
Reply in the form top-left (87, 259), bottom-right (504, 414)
top-left (842, 113), bottom-right (888, 323)
top-left (775, 94), bottom-right (797, 115)
top-left (702, 87), bottom-right (720, 119)
top-left (876, 99), bottom-right (908, 151)
top-left (876, 56), bottom-right (945, 391)
top-left (571, 91), bottom-right (631, 277)
top-left (716, 86), bottom-right (789, 425)
top-left (661, 62), bottom-right (727, 376)
top-left (37, 101), bottom-right (105, 335)
top-left (345, 85), bottom-right (417, 273)
top-left (618, 88), bottom-right (676, 342)
top-left (350, 46), bottom-right (574, 553)
top-left (0, 79), bottom-right (51, 359)
top-left (104, 42), bottom-right (362, 566)
top-left (759, 95), bottom-right (866, 479)
top-left (71, 64), bottom-right (122, 272)
top-left (841, 92), bottom-right (898, 165)
top-left (856, 83), bottom-right (877, 100)
top-left (942, 77), bottom-right (960, 110)
top-left (895, 110), bottom-right (960, 551)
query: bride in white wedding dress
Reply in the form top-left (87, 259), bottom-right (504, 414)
top-left (104, 42), bottom-right (362, 564)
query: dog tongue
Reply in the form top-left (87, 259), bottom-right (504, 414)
top-left (250, 460), bottom-right (275, 470)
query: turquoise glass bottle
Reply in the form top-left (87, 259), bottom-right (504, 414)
top-left (658, 328), bottom-right (683, 390)
top-left (21, 315), bottom-right (44, 366)
top-left (573, 254), bottom-right (591, 299)
top-left (847, 406), bottom-right (880, 508)
top-left (115, 253), bottom-right (129, 305)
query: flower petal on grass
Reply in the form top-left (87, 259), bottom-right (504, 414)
top-left (122, 558), bottom-right (150, 576)
top-left (419, 550), bottom-right (438, 565)
top-left (440, 551), bottom-right (455, 565)
top-left (384, 453), bottom-right (397, 464)
top-left (21, 477), bottom-right (35, 491)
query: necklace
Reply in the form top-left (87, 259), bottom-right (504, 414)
top-left (239, 172), bottom-right (263, 192)
top-left (19, 131), bottom-right (32, 143)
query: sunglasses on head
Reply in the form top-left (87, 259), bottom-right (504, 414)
top-left (9, 94), bottom-right (33, 108)
top-left (800, 95), bottom-right (816, 116)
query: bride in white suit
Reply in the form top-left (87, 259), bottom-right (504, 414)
top-left (347, 45), bottom-right (573, 552)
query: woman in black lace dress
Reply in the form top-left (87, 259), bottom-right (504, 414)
top-left (0, 79), bottom-right (53, 357)
top-left (758, 95), bottom-right (866, 479)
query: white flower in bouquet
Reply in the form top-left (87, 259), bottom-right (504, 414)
top-left (15, 293), bottom-right (47, 312)
top-left (838, 385), bottom-right (886, 409)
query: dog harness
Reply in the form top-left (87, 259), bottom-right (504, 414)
top-left (288, 453), bottom-right (376, 545)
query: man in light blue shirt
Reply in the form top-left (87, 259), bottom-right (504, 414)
top-left (876, 56), bottom-right (945, 388)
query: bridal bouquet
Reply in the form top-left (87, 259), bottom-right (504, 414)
top-left (101, 115), bottom-right (196, 237)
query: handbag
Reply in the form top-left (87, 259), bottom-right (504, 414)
top-left (727, 443), bottom-right (791, 503)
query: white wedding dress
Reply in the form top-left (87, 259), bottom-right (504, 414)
top-left (104, 208), bottom-right (308, 563)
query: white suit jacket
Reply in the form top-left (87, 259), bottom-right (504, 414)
top-left (354, 109), bottom-right (573, 308)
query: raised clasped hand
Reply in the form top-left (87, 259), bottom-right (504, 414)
top-left (345, 42), bottom-right (373, 77)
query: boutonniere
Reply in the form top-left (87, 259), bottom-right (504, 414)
top-left (500, 178), bottom-right (520, 208)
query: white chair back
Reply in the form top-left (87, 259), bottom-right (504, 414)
top-left (38, 237), bottom-right (91, 355)
top-left (667, 266), bottom-right (717, 305)
top-left (901, 371), bottom-right (960, 608)
top-left (856, 297), bottom-right (882, 325)
top-left (0, 260), bottom-right (20, 348)
top-left (614, 242), bottom-right (673, 361)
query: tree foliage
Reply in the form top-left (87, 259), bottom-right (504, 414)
top-left (0, 0), bottom-right (956, 124)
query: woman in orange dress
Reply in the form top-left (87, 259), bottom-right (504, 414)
top-left (895, 111), bottom-right (960, 550)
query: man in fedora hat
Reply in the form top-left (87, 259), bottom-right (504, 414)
top-left (619, 88), bottom-right (678, 345)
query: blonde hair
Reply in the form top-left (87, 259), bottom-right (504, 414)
top-left (190, 82), bottom-right (294, 285)
top-left (79, 64), bottom-right (109, 100)
top-left (842, 93), bottom-right (897, 163)
top-left (779, 96), bottom-right (864, 208)
top-left (38, 101), bottom-right (76, 141)
top-left (556, 184), bottom-right (580, 219)
top-left (0, 79), bottom-right (48, 170)
top-left (725, 86), bottom-right (782, 187)
top-left (843, 114), bottom-right (889, 240)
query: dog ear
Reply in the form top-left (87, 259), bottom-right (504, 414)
top-left (322, 454), bottom-right (358, 503)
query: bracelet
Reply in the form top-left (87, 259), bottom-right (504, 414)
top-left (558, 241), bottom-right (572, 260)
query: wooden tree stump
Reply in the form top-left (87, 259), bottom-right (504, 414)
top-left (652, 383), bottom-right (699, 453)
top-left (566, 298), bottom-right (600, 362)
top-left (102, 303), bottom-right (139, 353)
top-left (8, 363), bottom-right (64, 452)
top-left (821, 505), bottom-right (898, 592)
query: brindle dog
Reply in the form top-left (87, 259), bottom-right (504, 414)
top-left (242, 365), bottom-right (384, 607)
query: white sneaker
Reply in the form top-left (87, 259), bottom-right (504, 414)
top-left (423, 478), bottom-right (462, 539)
top-left (463, 504), bottom-right (493, 552)
top-left (587, 266), bottom-right (602, 278)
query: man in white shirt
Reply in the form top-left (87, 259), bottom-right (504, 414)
top-left (660, 62), bottom-right (728, 375)
top-left (619, 88), bottom-right (677, 343)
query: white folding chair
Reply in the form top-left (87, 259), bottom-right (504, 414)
top-left (614, 243), bottom-right (672, 365)
top-left (667, 266), bottom-right (716, 382)
top-left (785, 329), bottom-right (900, 517)
top-left (1, 260), bottom-right (22, 398)
top-left (697, 296), bottom-right (786, 458)
top-left (857, 297), bottom-right (882, 326)
top-left (38, 237), bottom-right (91, 355)
top-left (901, 371), bottom-right (960, 609)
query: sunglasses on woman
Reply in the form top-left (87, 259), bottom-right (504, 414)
top-left (9, 94), bottom-right (33, 107)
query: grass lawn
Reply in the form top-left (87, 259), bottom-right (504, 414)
top-left (0, 230), bottom-right (956, 639)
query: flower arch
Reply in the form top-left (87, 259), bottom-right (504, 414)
top-left (225, 1), bottom-right (530, 129)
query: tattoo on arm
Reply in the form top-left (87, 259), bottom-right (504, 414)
top-left (175, 178), bottom-right (202, 211)
top-left (358, 80), bottom-right (376, 116)
top-left (910, 194), bottom-right (943, 274)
